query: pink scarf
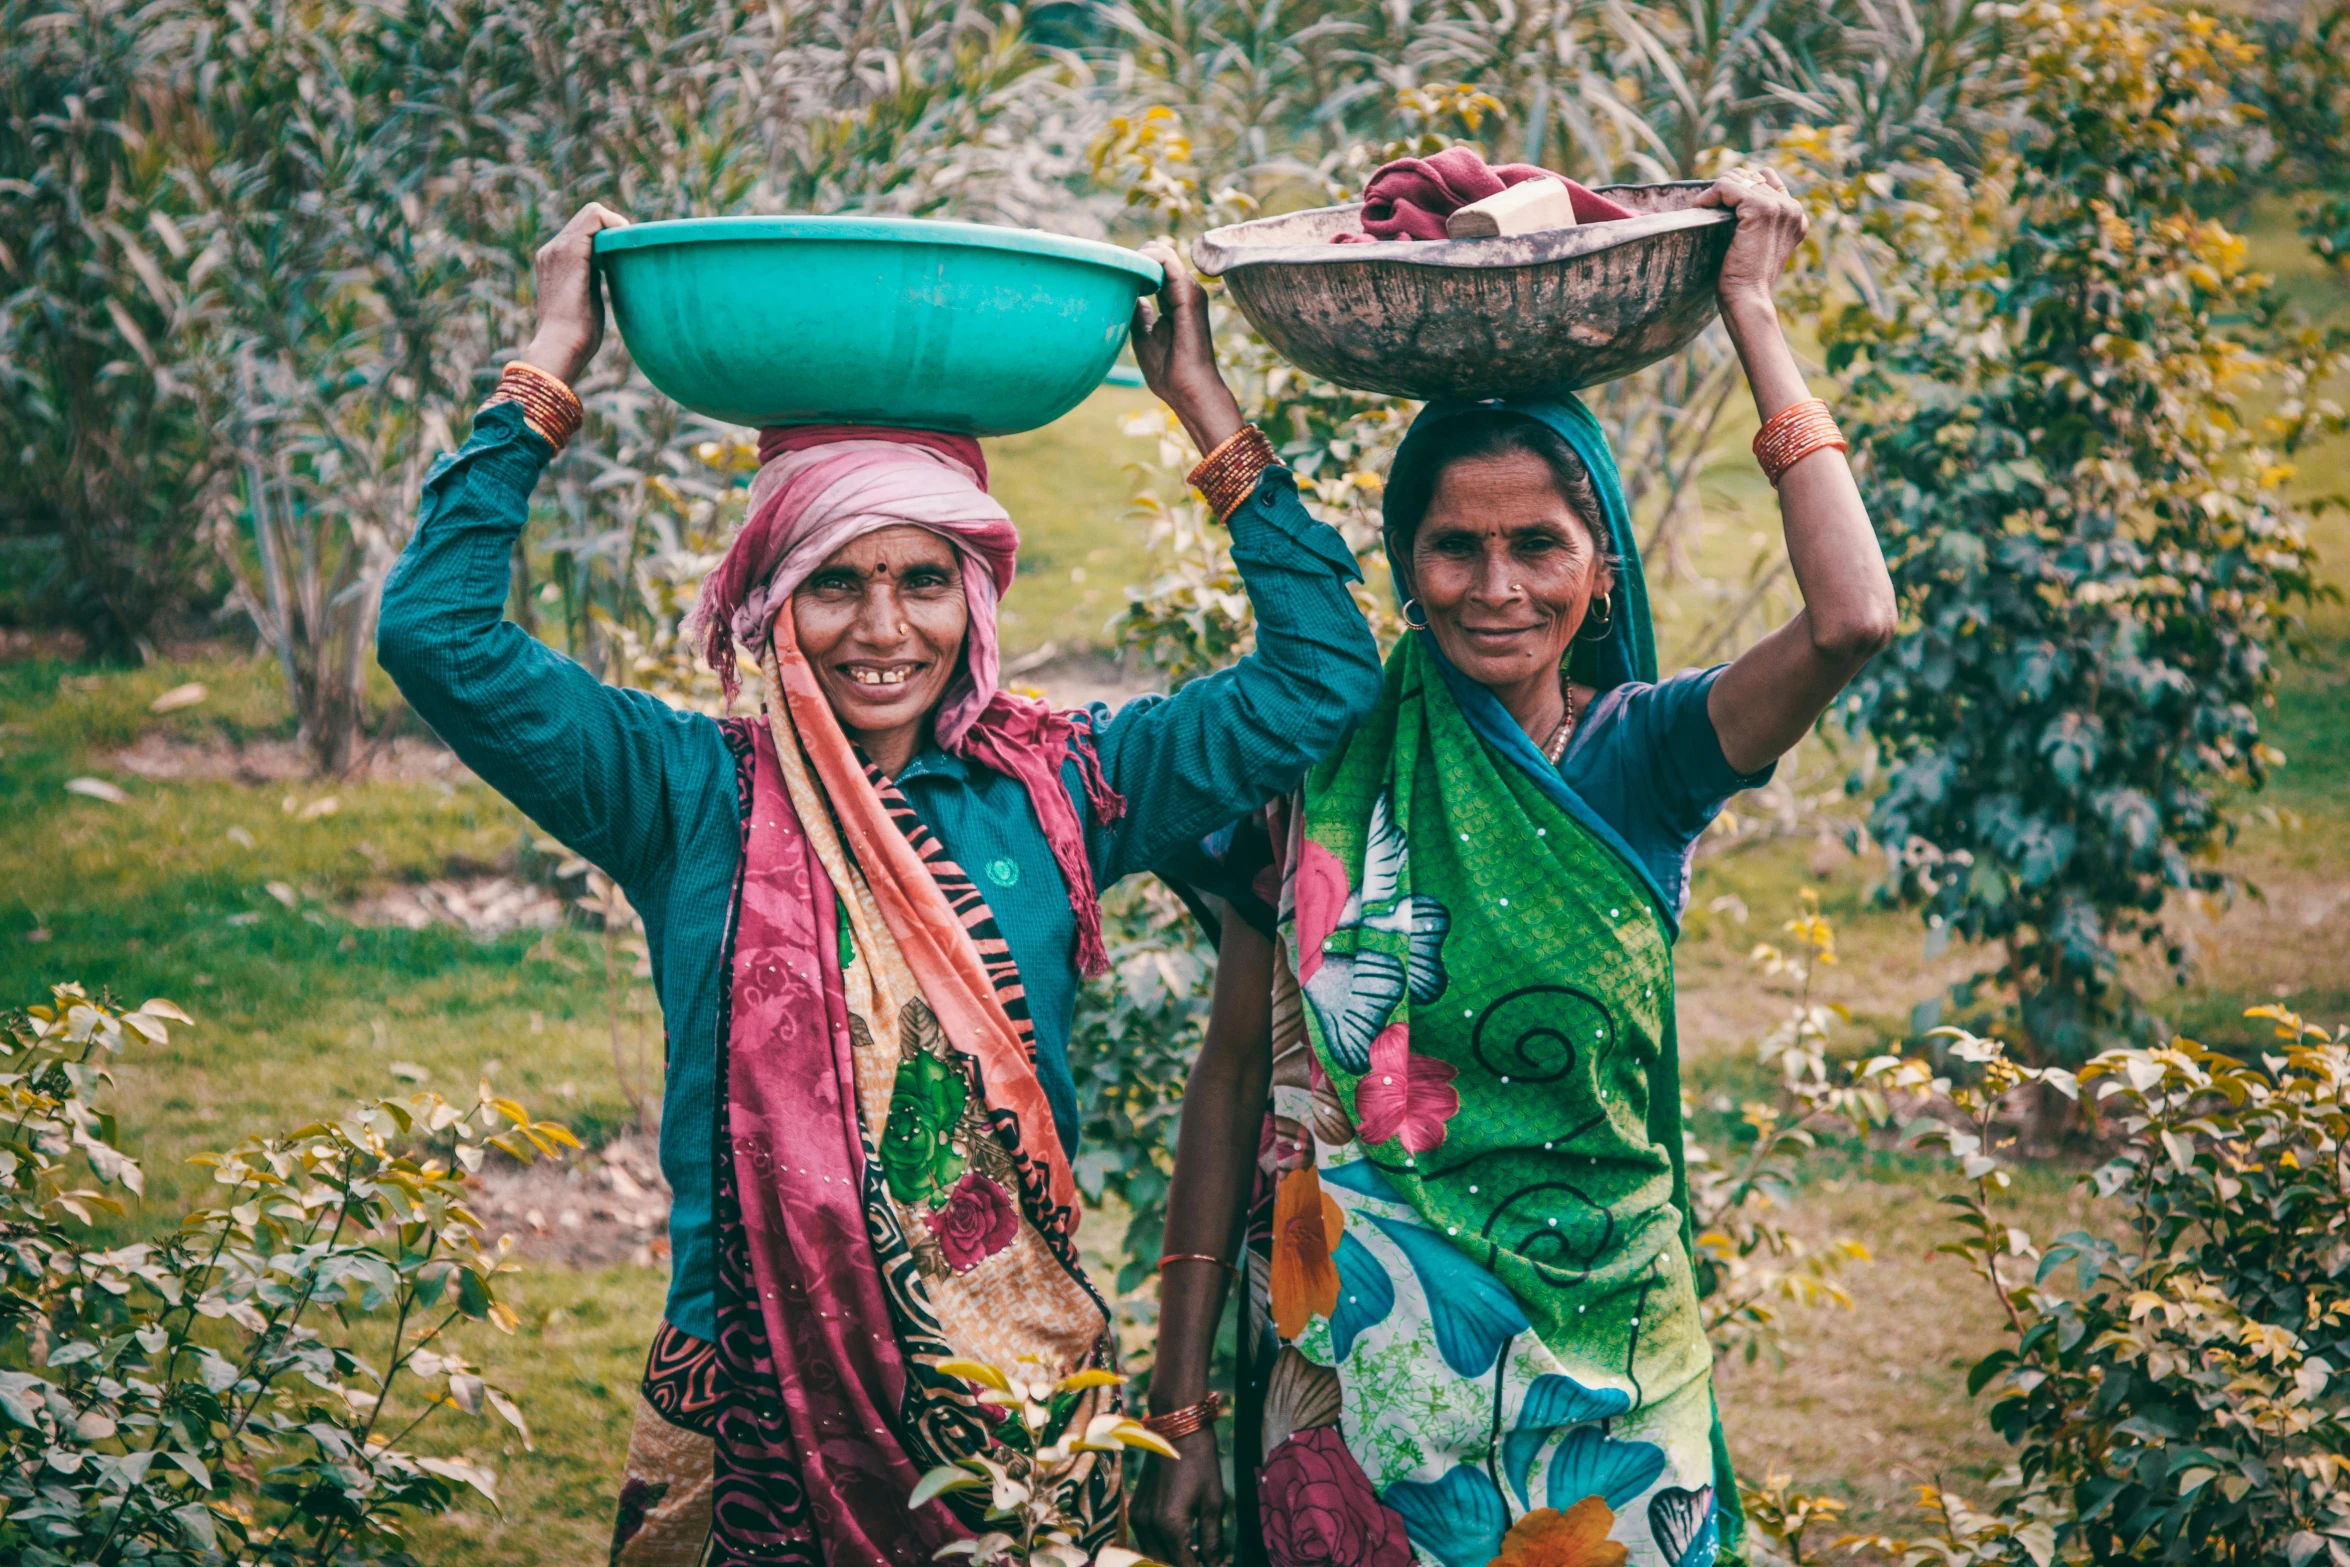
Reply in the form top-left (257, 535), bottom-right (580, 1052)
top-left (1334, 146), bottom-right (1635, 242)
top-left (691, 424), bottom-right (1125, 975)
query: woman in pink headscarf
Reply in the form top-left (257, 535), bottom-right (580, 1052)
top-left (378, 205), bottom-right (1382, 1566)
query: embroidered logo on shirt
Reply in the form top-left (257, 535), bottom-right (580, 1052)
top-left (985, 857), bottom-right (1021, 889)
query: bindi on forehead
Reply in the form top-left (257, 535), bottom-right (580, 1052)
top-left (826, 529), bottom-right (957, 570)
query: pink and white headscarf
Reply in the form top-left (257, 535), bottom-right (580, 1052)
top-left (691, 424), bottom-right (1125, 974)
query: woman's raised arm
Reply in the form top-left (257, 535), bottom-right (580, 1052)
top-left (1087, 243), bottom-right (1386, 881)
top-left (378, 204), bottom-right (723, 892)
top-left (1700, 170), bottom-right (1898, 776)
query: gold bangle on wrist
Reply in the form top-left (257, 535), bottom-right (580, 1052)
top-left (1142, 1391), bottom-right (1226, 1442)
top-left (483, 361), bottom-right (585, 454)
top-left (1751, 397), bottom-right (1846, 488)
top-left (1187, 424), bottom-right (1280, 523)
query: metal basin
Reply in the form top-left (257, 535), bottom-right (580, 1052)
top-left (1191, 182), bottom-right (1734, 399)
top-left (595, 216), bottom-right (1162, 435)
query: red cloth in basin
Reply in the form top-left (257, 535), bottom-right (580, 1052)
top-left (1334, 146), bottom-right (1634, 242)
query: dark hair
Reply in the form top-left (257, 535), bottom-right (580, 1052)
top-left (1381, 411), bottom-right (1614, 586)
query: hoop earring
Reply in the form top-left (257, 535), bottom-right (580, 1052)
top-left (1402, 598), bottom-right (1430, 630)
top-left (1575, 590), bottom-right (1614, 643)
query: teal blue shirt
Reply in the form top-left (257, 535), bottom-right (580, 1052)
top-left (378, 401), bottom-right (1382, 1339)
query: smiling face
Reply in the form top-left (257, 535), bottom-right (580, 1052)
top-left (1406, 449), bottom-right (1614, 697)
top-left (791, 525), bottom-right (969, 772)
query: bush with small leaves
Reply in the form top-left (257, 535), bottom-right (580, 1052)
top-left (1836, 1005), bottom-right (2350, 1565)
top-left (1830, 0), bottom-right (2342, 1063)
top-left (911, 1355), bottom-right (1173, 1567)
top-left (1071, 880), bottom-right (1216, 1295)
top-left (1685, 891), bottom-right (1878, 1369)
top-left (0, 983), bottom-right (577, 1566)
top-left (2239, 0), bottom-right (2350, 280)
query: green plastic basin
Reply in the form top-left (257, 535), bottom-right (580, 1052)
top-left (593, 216), bottom-right (1164, 435)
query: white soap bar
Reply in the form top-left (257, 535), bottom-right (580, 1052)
top-left (1444, 178), bottom-right (1580, 240)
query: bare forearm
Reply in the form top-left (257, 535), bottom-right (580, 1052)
top-left (1151, 1051), bottom-right (1268, 1410)
top-left (1724, 295), bottom-right (1813, 420)
top-left (1152, 914), bottom-right (1275, 1413)
top-left (1724, 296), bottom-right (1888, 642)
top-left (1710, 298), bottom-right (1897, 772)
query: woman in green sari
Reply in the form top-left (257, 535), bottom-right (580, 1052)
top-left (1136, 165), bottom-right (1896, 1567)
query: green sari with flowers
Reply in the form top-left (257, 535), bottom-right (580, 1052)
top-left (1232, 397), bottom-right (1740, 1567)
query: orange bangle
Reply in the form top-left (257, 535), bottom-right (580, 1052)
top-left (1751, 397), bottom-right (1845, 487)
top-left (1187, 425), bottom-right (1280, 522)
top-left (484, 361), bottom-right (585, 453)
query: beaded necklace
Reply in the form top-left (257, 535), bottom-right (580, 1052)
top-left (1540, 667), bottom-right (1580, 765)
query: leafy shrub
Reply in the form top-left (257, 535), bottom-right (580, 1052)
top-left (1798, 1005), bottom-right (2350, 1565)
top-left (2239, 0), bottom-right (2350, 279)
top-left (0, 0), bottom-right (226, 659)
top-left (1831, 0), bottom-right (2342, 1062)
top-left (1685, 891), bottom-right (1876, 1368)
top-left (909, 1355), bottom-right (1172, 1567)
top-left (1071, 880), bottom-right (1214, 1294)
top-left (0, 983), bottom-right (576, 1565)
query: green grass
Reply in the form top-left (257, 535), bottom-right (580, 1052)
top-left (0, 657), bottom-right (647, 1215)
top-left (392, 1267), bottom-right (671, 1566)
top-left (983, 384), bottom-right (1163, 654)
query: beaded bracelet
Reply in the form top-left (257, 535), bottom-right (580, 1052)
top-left (1751, 397), bottom-right (1846, 488)
top-left (1187, 424), bottom-right (1280, 522)
top-left (1142, 1390), bottom-right (1226, 1442)
top-left (484, 361), bottom-right (585, 454)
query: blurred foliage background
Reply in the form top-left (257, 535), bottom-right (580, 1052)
top-left (5, 0), bottom-right (2350, 1558)
top-left (8, 0), bottom-right (2344, 1032)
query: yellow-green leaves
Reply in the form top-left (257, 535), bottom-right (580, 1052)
top-left (1073, 1413), bottom-right (1178, 1461)
top-left (1843, 1004), bottom-right (2350, 1564)
top-left (1, 979), bottom-right (573, 1562)
top-left (937, 1357), bottom-right (1013, 1393)
top-left (916, 1355), bottom-right (1158, 1563)
top-left (911, 1463), bottom-right (992, 1509)
top-left (1689, 890), bottom-right (1878, 1366)
top-left (1833, 0), bottom-right (2342, 1070)
top-left (1053, 1368), bottom-right (1126, 1394)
